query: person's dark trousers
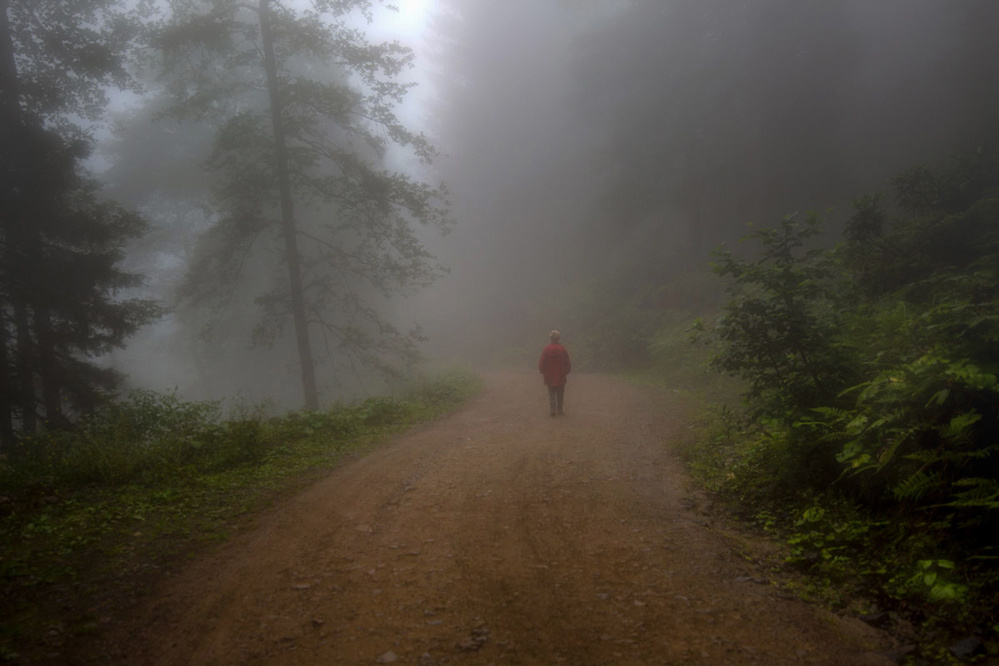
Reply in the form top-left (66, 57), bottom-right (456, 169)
top-left (548, 385), bottom-right (565, 415)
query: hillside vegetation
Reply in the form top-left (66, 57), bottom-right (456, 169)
top-left (685, 148), bottom-right (999, 660)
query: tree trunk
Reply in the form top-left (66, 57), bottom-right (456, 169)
top-left (34, 302), bottom-right (64, 426)
top-left (0, 311), bottom-right (14, 448)
top-left (0, 0), bottom-right (17, 119)
top-left (13, 300), bottom-right (35, 432)
top-left (0, 0), bottom-right (16, 445)
top-left (0, 0), bottom-right (35, 433)
top-left (258, 0), bottom-right (319, 410)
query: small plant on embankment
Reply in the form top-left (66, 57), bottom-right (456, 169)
top-left (688, 148), bottom-right (999, 663)
top-left (0, 367), bottom-right (480, 663)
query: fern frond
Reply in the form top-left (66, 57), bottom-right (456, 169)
top-left (894, 470), bottom-right (945, 501)
top-left (949, 477), bottom-right (999, 509)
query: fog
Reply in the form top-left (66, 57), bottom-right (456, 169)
top-left (396, 0), bottom-right (999, 364)
top-left (94, 0), bottom-right (999, 408)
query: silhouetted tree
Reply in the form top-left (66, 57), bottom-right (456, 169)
top-left (0, 0), bottom-right (157, 445)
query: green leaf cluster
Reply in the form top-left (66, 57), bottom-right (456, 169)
top-left (711, 212), bottom-right (849, 423)
top-left (703, 147), bottom-right (999, 637)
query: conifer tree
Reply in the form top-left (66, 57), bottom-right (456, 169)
top-left (0, 0), bottom-right (157, 444)
top-left (156, 0), bottom-right (452, 409)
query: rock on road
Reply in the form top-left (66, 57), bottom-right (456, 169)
top-left (113, 370), bottom-right (895, 665)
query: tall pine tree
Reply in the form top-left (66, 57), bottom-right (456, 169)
top-left (157, 0), bottom-right (452, 409)
top-left (0, 0), bottom-right (157, 444)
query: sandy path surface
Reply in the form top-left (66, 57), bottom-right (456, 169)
top-left (111, 370), bottom-right (896, 665)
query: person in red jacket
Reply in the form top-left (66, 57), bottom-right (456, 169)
top-left (538, 329), bottom-right (571, 416)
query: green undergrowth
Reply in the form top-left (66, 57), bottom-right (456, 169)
top-left (675, 147), bottom-right (999, 664)
top-left (681, 405), bottom-right (997, 664)
top-left (0, 367), bottom-right (480, 663)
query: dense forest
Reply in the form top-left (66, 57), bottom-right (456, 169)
top-left (3, 0), bottom-right (999, 661)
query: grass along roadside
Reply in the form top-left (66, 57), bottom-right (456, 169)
top-left (0, 367), bottom-right (481, 664)
top-left (620, 317), bottom-right (994, 663)
top-left (673, 399), bottom-right (999, 664)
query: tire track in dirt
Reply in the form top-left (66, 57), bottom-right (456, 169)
top-left (109, 369), bottom-right (897, 665)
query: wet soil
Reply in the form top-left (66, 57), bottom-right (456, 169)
top-left (107, 370), bottom-right (897, 665)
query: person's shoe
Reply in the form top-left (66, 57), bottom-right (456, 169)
top-left (550, 412), bottom-right (557, 417)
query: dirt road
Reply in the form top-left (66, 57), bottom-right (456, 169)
top-left (112, 370), bottom-right (896, 665)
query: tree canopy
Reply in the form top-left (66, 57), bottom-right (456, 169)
top-left (0, 0), bottom-right (157, 444)
top-left (154, 0), bottom-right (452, 408)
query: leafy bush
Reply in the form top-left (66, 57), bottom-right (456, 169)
top-left (1, 391), bottom-right (222, 488)
top-left (700, 147), bottom-right (999, 640)
top-left (709, 212), bottom-right (852, 421)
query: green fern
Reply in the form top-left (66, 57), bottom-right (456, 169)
top-left (894, 470), bottom-right (945, 501)
top-left (951, 477), bottom-right (999, 510)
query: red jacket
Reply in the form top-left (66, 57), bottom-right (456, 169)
top-left (538, 343), bottom-right (571, 387)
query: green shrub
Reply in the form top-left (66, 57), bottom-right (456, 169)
top-left (700, 146), bottom-right (999, 641)
top-left (0, 391), bottom-right (223, 489)
top-left (709, 212), bottom-right (852, 421)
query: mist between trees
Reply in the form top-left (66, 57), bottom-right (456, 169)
top-left (4, 0), bottom-right (999, 658)
top-left (2, 0), bottom-right (998, 430)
